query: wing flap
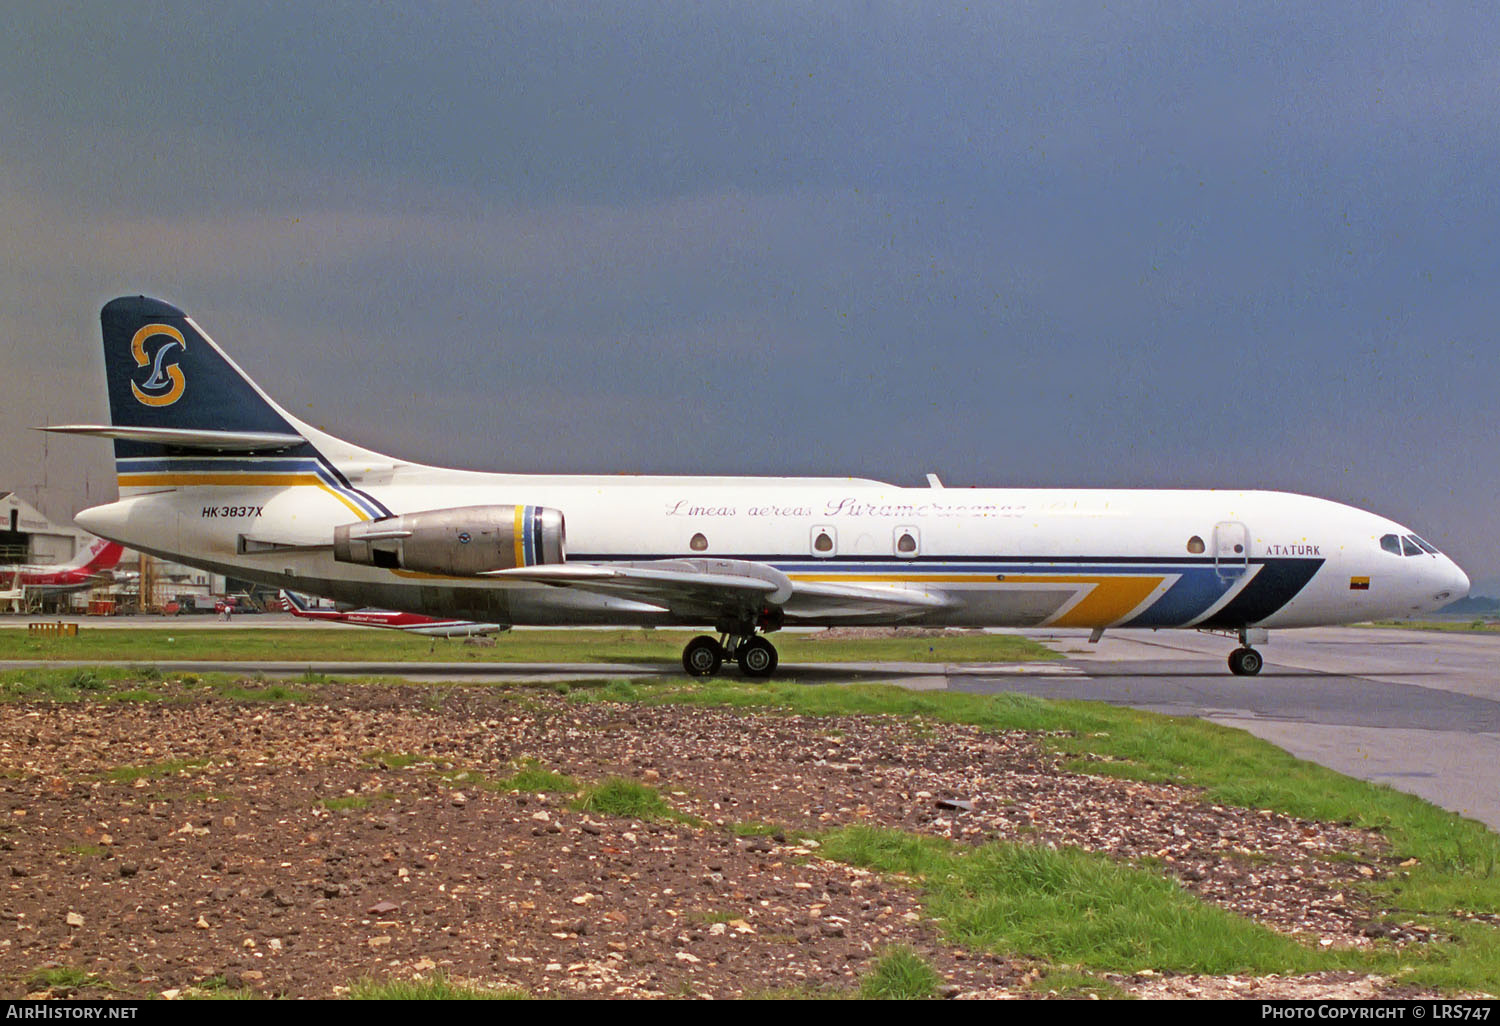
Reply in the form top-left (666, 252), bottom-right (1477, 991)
top-left (492, 559), bottom-right (952, 625)
top-left (491, 558), bottom-right (786, 622)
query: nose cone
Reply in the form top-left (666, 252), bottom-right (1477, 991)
top-left (1421, 557), bottom-right (1470, 612)
top-left (1445, 560), bottom-right (1471, 603)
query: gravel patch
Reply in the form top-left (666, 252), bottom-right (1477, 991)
top-left (0, 683), bottom-right (1456, 999)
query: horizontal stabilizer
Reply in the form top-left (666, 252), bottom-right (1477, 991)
top-left (40, 424), bottom-right (305, 453)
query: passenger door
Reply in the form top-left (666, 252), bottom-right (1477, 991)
top-left (1213, 521), bottom-right (1250, 581)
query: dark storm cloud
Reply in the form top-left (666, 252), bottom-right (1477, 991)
top-left (2, 2), bottom-right (1498, 583)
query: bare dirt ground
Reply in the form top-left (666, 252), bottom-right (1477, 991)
top-left (0, 682), bottom-right (1458, 999)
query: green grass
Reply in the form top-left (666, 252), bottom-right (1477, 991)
top-left (1027, 967), bottom-right (1128, 999)
top-left (346, 973), bottom-right (528, 1000)
top-left (181, 976), bottom-right (260, 1000)
top-left (61, 844), bottom-right (109, 857)
top-left (212, 682), bottom-right (312, 702)
top-left (100, 757), bottom-right (211, 783)
top-left (0, 667), bottom-right (315, 704)
top-left (573, 678), bottom-right (1500, 925)
top-left (320, 793), bottom-right (395, 811)
top-left (362, 750), bottom-right (424, 770)
top-left (859, 946), bottom-right (942, 999)
top-left (0, 665), bottom-right (156, 702)
top-left (823, 824), bottom-right (1334, 976)
top-left (562, 675), bottom-right (1500, 987)
top-left (26, 967), bottom-right (109, 992)
top-left (1363, 620), bottom-right (1500, 633)
top-left (492, 759), bottom-right (579, 794)
top-left (108, 688), bottom-right (168, 702)
top-left (574, 777), bottom-right (691, 822)
top-left (0, 626), bottom-right (1055, 665)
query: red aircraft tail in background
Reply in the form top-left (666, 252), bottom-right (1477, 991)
top-left (279, 591), bottom-right (505, 637)
top-left (3, 537), bottom-right (124, 592)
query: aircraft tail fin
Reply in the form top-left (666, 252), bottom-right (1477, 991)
top-left (45, 297), bottom-right (400, 520)
top-left (76, 538), bottom-right (124, 574)
top-left (280, 590), bottom-right (313, 616)
top-left (71, 296), bottom-right (396, 470)
top-left (99, 297), bottom-right (305, 445)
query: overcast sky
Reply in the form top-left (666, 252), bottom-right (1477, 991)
top-left (4, 2), bottom-right (1498, 589)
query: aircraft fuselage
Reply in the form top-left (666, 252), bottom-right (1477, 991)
top-left (77, 473), bottom-right (1467, 631)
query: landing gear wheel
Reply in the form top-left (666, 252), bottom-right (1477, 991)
top-left (736, 636), bottom-right (779, 678)
top-left (1228, 647), bottom-right (1263, 676)
top-left (682, 635), bottom-right (724, 677)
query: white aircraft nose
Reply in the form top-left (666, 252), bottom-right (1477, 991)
top-left (1445, 560), bottom-right (1471, 603)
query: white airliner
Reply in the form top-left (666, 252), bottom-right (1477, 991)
top-left (46, 297), bottom-right (1469, 677)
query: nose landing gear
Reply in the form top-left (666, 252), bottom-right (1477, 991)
top-left (1200, 627), bottom-right (1267, 676)
top-left (1228, 646), bottom-right (1264, 676)
top-left (1227, 627), bottom-right (1266, 676)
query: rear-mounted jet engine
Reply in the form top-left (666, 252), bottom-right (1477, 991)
top-left (334, 505), bottom-right (565, 576)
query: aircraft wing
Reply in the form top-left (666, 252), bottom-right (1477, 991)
top-left (490, 558), bottom-right (950, 624)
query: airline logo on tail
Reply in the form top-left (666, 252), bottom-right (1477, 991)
top-left (129, 324), bottom-right (187, 407)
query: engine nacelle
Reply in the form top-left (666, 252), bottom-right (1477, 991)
top-left (333, 505), bottom-right (566, 576)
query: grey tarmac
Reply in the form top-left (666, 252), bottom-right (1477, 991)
top-left (995, 626), bottom-right (1500, 831)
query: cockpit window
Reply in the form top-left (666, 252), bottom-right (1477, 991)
top-left (1401, 536), bottom-right (1423, 557)
top-left (1380, 534), bottom-right (1402, 556)
top-left (1410, 535), bottom-right (1440, 555)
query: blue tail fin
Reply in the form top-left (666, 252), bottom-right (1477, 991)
top-left (101, 296), bottom-right (300, 440)
top-left (93, 297), bottom-right (395, 519)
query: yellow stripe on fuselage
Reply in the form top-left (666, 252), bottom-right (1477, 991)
top-left (788, 571), bottom-right (1167, 628)
top-left (115, 473), bottom-right (369, 521)
top-left (790, 573), bottom-right (1001, 584)
top-left (1035, 575), bottom-right (1163, 627)
top-left (514, 505), bottom-right (525, 568)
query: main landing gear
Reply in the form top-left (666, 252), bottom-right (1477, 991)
top-left (681, 633), bottom-right (780, 679)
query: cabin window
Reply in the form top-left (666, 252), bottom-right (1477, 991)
top-left (1186, 535), bottom-right (1205, 554)
top-left (689, 532), bottom-right (708, 552)
top-left (1379, 533), bottom-right (1402, 556)
top-left (811, 527), bottom-right (837, 557)
top-left (1400, 535), bottom-right (1424, 557)
top-left (895, 527), bottom-right (919, 558)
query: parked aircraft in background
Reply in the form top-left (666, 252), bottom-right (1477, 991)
top-left (0, 537), bottom-right (124, 593)
top-left (280, 590), bottom-right (505, 637)
top-left (49, 296), bottom-right (1469, 677)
